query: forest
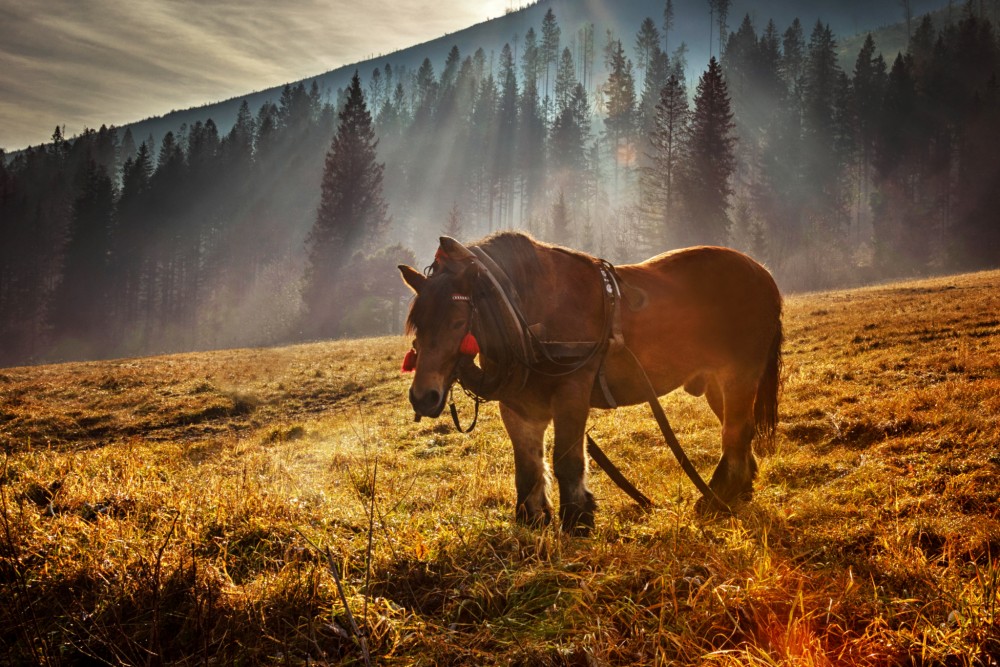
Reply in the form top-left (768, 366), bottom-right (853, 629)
top-left (0, 2), bottom-right (998, 366)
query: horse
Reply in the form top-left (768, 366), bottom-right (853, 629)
top-left (398, 232), bottom-right (782, 535)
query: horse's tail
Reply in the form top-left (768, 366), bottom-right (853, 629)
top-left (753, 320), bottom-right (783, 456)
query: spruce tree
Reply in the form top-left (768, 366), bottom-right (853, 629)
top-left (496, 43), bottom-right (519, 229)
top-left (663, 0), bottom-right (675, 54)
top-left (550, 83), bottom-right (592, 225)
top-left (635, 18), bottom-right (661, 77)
top-left (304, 71), bottom-right (388, 337)
top-left (680, 57), bottom-right (737, 245)
top-left (641, 74), bottom-right (689, 250)
top-left (541, 9), bottom-right (561, 119)
top-left (50, 160), bottom-right (116, 351)
top-left (803, 21), bottom-right (848, 238)
top-left (555, 47), bottom-right (577, 115)
top-left (604, 40), bottom-right (638, 193)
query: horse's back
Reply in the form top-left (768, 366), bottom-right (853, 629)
top-left (623, 246), bottom-right (780, 315)
top-left (612, 246), bottom-right (781, 395)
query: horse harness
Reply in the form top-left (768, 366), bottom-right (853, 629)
top-left (447, 243), bottom-right (730, 513)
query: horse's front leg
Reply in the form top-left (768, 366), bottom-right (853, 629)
top-left (551, 380), bottom-right (597, 536)
top-left (500, 402), bottom-right (553, 527)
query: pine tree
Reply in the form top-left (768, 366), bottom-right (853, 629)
top-left (551, 189), bottom-right (570, 243)
top-left (716, 0), bottom-right (732, 58)
top-left (641, 74), bottom-right (689, 250)
top-left (550, 83), bottom-right (592, 225)
top-left (115, 141), bottom-right (154, 332)
top-left (541, 9), bottom-right (561, 119)
top-left (496, 43), bottom-right (519, 229)
top-left (802, 21), bottom-right (849, 238)
top-left (470, 73), bottom-right (498, 232)
top-left (638, 46), bottom-right (671, 145)
top-left (782, 19), bottom-right (806, 92)
top-left (663, 0), bottom-right (675, 54)
top-left (604, 40), bottom-right (638, 194)
top-left (519, 74), bottom-right (547, 224)
top-left (680, 57), bottom-right (737, 245)
top-left (522, 28), bottom-right (541, 89)
top-left (635, 18), bottom-right (661, 77)
top-left (852, 34), bottom-right (887, 244)
top-left (50, 160), bottom-right (116, 351)
top-left (303, 71), bottom-right (388, 337)
top-left (555, 47), bottom-right (577, 115)
top-left (443, 202), bottom-right (464, 239)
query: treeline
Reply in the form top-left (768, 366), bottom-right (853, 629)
top-left (0, 83), bottom-right (408, 364)
top-left (1, 3), bottom-right (999, 366)
top-left (717, 10), bottom-right (1000, 285)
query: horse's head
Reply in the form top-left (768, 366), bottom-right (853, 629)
top-left (398, 237), bottom-right (481, 419)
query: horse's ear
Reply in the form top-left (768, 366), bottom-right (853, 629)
top-left (435, 236), bottom-right (476, 273)
top-left (398, 265), bottom-right (426, 294)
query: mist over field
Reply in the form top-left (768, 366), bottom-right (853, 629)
top-left (0, 0), bottom-right (997, 368)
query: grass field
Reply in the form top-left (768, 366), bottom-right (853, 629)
top-left (2, 269), bottom-right (1000, 665)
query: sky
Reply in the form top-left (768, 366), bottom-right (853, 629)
top-left (0, 0), bottom-right (511, 150)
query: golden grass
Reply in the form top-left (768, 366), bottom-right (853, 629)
top-left (2, 270), bottom-right (999, 665)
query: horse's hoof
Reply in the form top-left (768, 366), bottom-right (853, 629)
top-left (559, 492), bottom-right (596, 536)
top-left (516, 503), bottom-right (552, 527)
top-left (695, 494), bottom-right (737, 516)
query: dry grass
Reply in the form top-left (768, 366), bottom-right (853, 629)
top-left (2, 270), bottom-right (999, 665)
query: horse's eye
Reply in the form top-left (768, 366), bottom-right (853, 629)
top-left (451, 320), bottom-right (467, 331)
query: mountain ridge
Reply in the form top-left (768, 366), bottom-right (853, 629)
top-left (11, 0), bottom-right (951, 154)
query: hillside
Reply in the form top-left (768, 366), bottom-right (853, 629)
top-left (86, 0), bottom-right (949, 153)
top-left (2, 268), bottom-right (998, 664)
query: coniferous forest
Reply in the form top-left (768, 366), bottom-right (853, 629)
top-left (1, 4), bottom-right (999, 366)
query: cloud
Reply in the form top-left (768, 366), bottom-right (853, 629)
top-left (0, 0), bottom-right (508, 149)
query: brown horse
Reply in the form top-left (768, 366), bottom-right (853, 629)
top-left (399, 232), bottom-right (782, 534)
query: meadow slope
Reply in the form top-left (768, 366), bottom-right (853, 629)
top-left (1, 270), bottom-right (999, 665)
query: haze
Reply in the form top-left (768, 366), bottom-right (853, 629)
top-left (0, 0), bottom-right (510, 150)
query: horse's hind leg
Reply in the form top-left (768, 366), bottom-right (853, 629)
top-left (500, 403), bottom-right (553, 527)
top-left (704, 378), bottom-right (758, 510)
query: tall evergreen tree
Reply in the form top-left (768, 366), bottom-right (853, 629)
top-left (541, 9), bottom-right (562, 119)
top-left (638, 46), bottom-right (671, 144)
top-left (663, 0), bottom-right (675, 54)
top-left (496, 43), bottom-right (520, 229)
top-left (555, 47), bottom-right (577, 115)
top-left (635, 18), bottom-right (661, 78)
top-left (550, 83), bottom-right (592, 226)
top-left (641, 73), bottom-right (689, 250)
top-left (851, 34), bottom-right (888, 242)
top-left (604, 40), bottom-right (638, 197)
top-left (680, 57), bottom-right (737, 245)
top-left (50, 160), bottom-right (116, 352)
top-left (303, 71), bottom-right (388, 337)
top-left (802, 21), bottom-right (849, 238)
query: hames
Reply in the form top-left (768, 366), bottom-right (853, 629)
top-left (398, 232), bottom-right (782, 534)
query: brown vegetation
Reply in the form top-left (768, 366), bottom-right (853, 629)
top-left (2, 270), bottom-right (999, 665)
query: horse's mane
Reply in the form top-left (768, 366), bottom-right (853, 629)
top-left (474, 231), bottom-right (545, 295)
top-left (406, 231), bottom-right (593, 339)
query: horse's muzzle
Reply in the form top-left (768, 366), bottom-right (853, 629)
top-left (409, 387), bottom-right (446, 418)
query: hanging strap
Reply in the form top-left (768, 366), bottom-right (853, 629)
top-left (622, 346), bottom-right (731, 513)
top-left (449, 386), bottom-right (480, 434)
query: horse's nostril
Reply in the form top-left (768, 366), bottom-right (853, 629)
top-left (425, 390), bottom-right (441, 409)
top-left (410, 387), bottom-right (445, 416)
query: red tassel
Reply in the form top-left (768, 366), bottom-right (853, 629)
top-left (459, 332), bottom-right (480, 356)
top-left (401, 348), bottom-right (417, 373)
